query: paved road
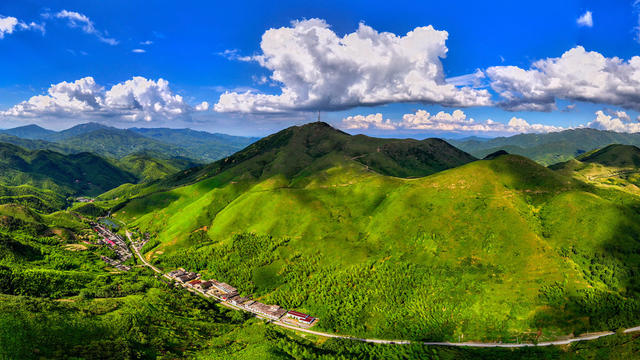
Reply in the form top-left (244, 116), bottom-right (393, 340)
top-left (125, 230), bottom-right (640, 348)
top-left (126, 231), bottom-right (170, 279)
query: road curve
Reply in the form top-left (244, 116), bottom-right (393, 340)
top-left (125, 230), bottom-right (640, 348)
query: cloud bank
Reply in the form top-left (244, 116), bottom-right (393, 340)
top-left (486, 46), bottom-right (640, 112)
top-left (1, 77), bottom-right (208, 122)
top-left (215, 19), bottom-right (492, 113)
top-left (342, 109), bottom-right (563, 134)
top-left (587, 110), bottom-right (640, 133)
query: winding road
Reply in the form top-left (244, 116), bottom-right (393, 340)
top-left (125, 231), bottom-right (640, 348)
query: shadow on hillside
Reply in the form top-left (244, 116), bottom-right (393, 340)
top-left (532, 192), bottom-right (640, 335)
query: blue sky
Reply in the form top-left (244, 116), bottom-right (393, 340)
top-left (1, 0), bottom-right (640, 137)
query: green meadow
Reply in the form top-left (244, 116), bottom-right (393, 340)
top-left (107, 124), bottom-right (640, 342)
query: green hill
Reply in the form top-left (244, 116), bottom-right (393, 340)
top-left (106, 122), bottom-right (640, 343)
top-left (117, 151), bottom-right (201, 182)
top-left (0, 123), bottom-right (258, 164)
top-left (550, 144), bottom-right (640, 197)
top-left (0, 124), bottom-right (56, 140)
top-left (449, 128), bottom-right (640, 165)
top-left (56, 128), bottom-right (192, 160)
top-left (155, 121), bottom-right (477, 186)
top-left (49, 122), bottom-right (111, 141)
top-left (577, 144), bottom-right (640, 168)
top-left (0, 142), bottom-right (137, 199)
top-left (0, 134), bottom-right (72, 153)
top-left (129, 127), bottom-right (258, 162)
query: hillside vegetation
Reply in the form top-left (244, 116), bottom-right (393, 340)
top-left (550, 144), bottom-right (640, 197)
top-left (130, 127), bottom-right (258, 162)
top-left (0, 142), bottom-right (137, 198)
top-left (0, 123), bottom-right (257, 164)
top-left (107, 123), bottom-right (640, 343)
top-left (450, 128), bottom-right (640, 165)
top-left (117, 152), bottom-right (201, 182)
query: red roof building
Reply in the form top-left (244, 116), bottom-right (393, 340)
top-left (287, 310), bottom-right (309, 319)
top-left (287, 310), bottom-right (315, 324)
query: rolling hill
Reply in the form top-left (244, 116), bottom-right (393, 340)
top-left (0, 124), bottom-right (56, 140)
top-left (0, 123), bottom-right (258, 164)
top-left (577, 144), bottom-right (640, 168)
top-left (449, 128), bottom-right (640, 165)
top-left (0, 142), bottom-right (137, 200)
top-left (117, 151), bottom-right (201, 182)
top-left (550, 144), bottom-right (640, 197)
top-left (129, 127), bottom-right (258, 162)
top-left (106, 122), bottom-right (640, 343)
top-left (56, 127), bottom-right (192, 160)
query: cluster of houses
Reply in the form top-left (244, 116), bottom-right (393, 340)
top-left (91, 222), bottom-right (132, 271)
top-left (166, 268), bottom-right (316, 325)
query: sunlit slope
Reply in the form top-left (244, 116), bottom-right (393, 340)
top-left (113, 150), bottom-right (640, 341)
top-left (117, 151), bottom-right (200, 181)
top-left (550, 144), bottom-right (640, 196)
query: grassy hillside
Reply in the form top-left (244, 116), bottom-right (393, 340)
top-left (577, 144), bottom-right (640, 167)
top-left (0, 150), bottom-right (638, 357)
top-left (0, 142), bottom-right (137, 199)
top-left (450, 128), bottom-right (640, 165)
top-left (550, 144), bottom-right (640, 198)
top-left (117, 151), bottom-right (201, 182)
top-left (106, 123), bottom-right (640, 343)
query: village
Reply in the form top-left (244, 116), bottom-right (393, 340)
top-left (167, 268), bottom-right (317, 327)
top-left (87, 219), bottom-right (317, 328)
top-left (90, 222), bottom-right (133, 272)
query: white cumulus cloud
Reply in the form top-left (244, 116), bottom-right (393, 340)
top-left (486, 46), bottom-right (640, 112)
top-left (0, 15), bottom-right (44, 39)
top-left (587, 110), bottom-right (640, 133)
top-left (1, 76), bottom-right (209, 122)
top-left (54, 10), bottom-right (118, 45)
top-left (577, 11), bottom-right (593, 27)
top-left (214, 19), bottom-right (492, 113)
top-left (342, 109), bottom-right (563, 134)
top-left (342, 113), bottom-right (398, 130)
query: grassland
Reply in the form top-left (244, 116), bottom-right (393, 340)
top-left (107, 124), bottom-right (640, 343)
top-left (0, 200), bottom-right (638, 359)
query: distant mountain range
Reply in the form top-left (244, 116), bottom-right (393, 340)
top-left (448, 128), bottom-right (640, 165)
top-left (0, 123), bottom-right (258, 163)
top-left (0, 123), bottom-right (258, 210)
